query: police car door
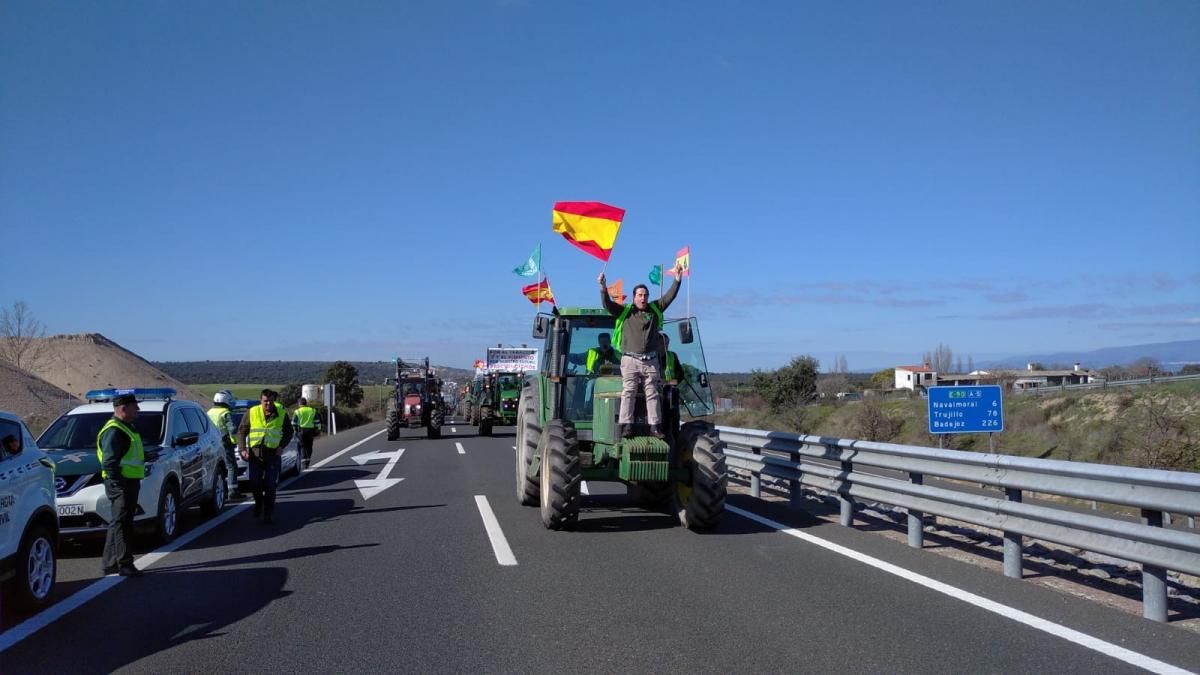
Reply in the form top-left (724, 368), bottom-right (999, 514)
top-left (0, 418), bottom-right (32, 552)
top-left (178, 407), bottom-right (208, 501)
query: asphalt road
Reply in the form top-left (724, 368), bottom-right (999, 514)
top-left (2, 419), bottom-right (1198, 674)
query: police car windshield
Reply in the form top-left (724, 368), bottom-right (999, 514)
top-left (38, 411), bottom-right (165, 449)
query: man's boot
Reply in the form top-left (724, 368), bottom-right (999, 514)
top-left (620, 424), bottom-right (634, 439)
top-left (652, 425), bottom-right (666, 440)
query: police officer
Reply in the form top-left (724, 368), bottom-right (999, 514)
top-left (292, 397), bottom-right (320, 469)
top-left (97, 393), bottom-right (145, 577)
top-left (208, 390), bottom-right (242, 498)
top-left (237, 389), bottom-right (293, 523)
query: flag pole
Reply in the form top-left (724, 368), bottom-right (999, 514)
top-left (659, 261), bottom-right (664, 301)
top-left (686, 248), bottom-right (691, 318)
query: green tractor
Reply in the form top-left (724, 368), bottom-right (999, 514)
top-left (515, 307), bottom-right (727, 531)
top-left (473, 371), bottom-right (522, 436)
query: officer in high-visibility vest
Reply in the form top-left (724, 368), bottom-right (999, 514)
top-left (208, 389), bottom-right (242, 498)
top-left (292, 397), bottom-right (320, 469)
top-left (97, 392), bottom-right (145, 577)
top-left (660, 334), bottom-right (682, 387)
top-left (599, 261), bottom-right (683, 439)
top-left (237, 389), bottom-right (293, 523)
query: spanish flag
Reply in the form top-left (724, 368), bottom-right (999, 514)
top-left (522, 278), bottom-right (555, 305)
top-left (552, 201), bottom-right (624, 262)
top-left (666, 245), bottom-right (691, 277)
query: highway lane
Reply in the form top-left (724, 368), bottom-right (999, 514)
top-left (2, 420), bottom-right (1198, 673)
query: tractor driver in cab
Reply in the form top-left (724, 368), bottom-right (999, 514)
top-left (660, 333), bottom-right (682, 387)
top-left (586, 333), bottom-right (620, 375)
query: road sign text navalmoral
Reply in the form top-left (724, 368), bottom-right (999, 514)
top-left (927, 385), bottom-right (1003, 434)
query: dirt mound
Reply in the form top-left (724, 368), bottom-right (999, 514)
top-left (22, 333), bottom-right (208, 407)
top-left (0, 362), bottom-right (79, 434)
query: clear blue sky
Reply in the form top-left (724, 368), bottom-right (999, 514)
top-left (2, 1), bottom-right (1197, 373)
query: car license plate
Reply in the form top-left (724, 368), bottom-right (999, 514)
top-left (57, 504), bottom-right (85, 516)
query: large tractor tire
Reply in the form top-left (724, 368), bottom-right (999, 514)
top-left (386, 403), bottom-right (400, 441)
top-left (674, 421), bottom-right (727, 531)
top-left (514, 387), bottom-right (541, 506)
top-left (539, 420), bottom-right (581, 530)
top-left (479, 416), bottom-right (492, 437)
top-left (428, 408), bottom-right (443, 439)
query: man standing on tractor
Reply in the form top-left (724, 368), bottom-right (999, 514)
top-left (208, 389), bottom-right (242, 499)
top-left (292, 397), bottom-right (320, 469)
top-left (598, 262), bottom-right (683, 439)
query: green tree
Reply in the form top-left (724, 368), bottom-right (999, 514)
top-left (323, 361), bottom-right (364, 407)
top-left (278, 383), bottom-right (302, 407)
top-left (751, 356), bottom-right (819, 413)
top-left (868, 368), bottom-right (895, 390)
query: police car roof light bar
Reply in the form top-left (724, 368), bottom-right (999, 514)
top-left (85, 387), bottom-right (178, 403)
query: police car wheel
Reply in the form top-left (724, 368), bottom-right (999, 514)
top-left (15, 525), bottom-right (56, 609)
top-left (156, 485), bottom-right (180, 544)
top-left (203, 469), bottom-right (227, 516)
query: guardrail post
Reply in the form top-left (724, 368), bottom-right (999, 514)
top-left (839, 459), bottom-right (854, 527)
top-left (750, 446), bottom-right (761, 498)
top-left (907, 472), bottom-right (924, 548)
top-left (1141, 509), bottom-right (1168, 623)
top-left (789, 451), bottom-right (802, 510)
top-left (1003, 488), bottom-right (1023, 579)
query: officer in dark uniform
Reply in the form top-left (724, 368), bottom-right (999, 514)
top-left (97, 392), bottom-right (146, 577)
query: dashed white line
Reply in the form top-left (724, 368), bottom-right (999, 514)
top-left (451, 427), bottom-right (457, 433)
top-left (581, 481), bottom-right (590, 495)
top-left (726, 505), bottom-right (1192, 675)
top-left (456, 442), bottom-right (466, 455)
top-left (474, 495), bottom-right (517, 566)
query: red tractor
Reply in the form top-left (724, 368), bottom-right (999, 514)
top-left (385, 357), bottom-right (445, 440)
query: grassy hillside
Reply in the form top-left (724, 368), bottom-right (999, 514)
top-left (715, 380), bottom-right (1200, 471)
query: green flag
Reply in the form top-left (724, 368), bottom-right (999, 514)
top-left (648, 264), bottom-right (662, 286)
top-left (513, 244), bottom-right (541, 277)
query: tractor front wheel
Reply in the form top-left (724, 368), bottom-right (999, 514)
top-left (428, 408), bottom-right (443, 439)
top-left (539, 420), bottom-right (581, 530)
top-left (515, 387), bottom-right (540, 506)
top-left (674, 423), bottom-right (727, 531)
top-left (386, 403), bottom-right (400, 441)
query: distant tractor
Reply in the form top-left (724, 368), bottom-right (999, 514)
top-left (471, 371), bottom-right (522, 436)
top-left (515, 308), bottom-right (726, 531)
top-left (385, 357), bottom-right (445, 440)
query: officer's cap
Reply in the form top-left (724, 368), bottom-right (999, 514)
top-left (112, 393), bottom-right (139, 407)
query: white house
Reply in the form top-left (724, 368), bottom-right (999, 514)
top-left (895, 364), bottom-right (937, 391)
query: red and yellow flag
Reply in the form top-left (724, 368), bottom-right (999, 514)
top-left (551, 201), bottom-right (624, 262)
top-left (521, 278), bottom-right (555, 305)
top-left (607, 278), bottom-right (626, 304)
top-left (666, 245), bottom-right (691, 277)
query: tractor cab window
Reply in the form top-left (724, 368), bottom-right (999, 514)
top-left (661, 318), bottom-right (715, 417)
top-left (495, 374), bottom-right (521, 389)
top-left (402, 382), bottom-right (424, 397)
top-left (564, 324), bottom-right (619, 377)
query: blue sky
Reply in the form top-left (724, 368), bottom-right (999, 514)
top-left (2, 1), bottom-right (1197, 373)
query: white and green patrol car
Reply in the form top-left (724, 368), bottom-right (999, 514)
top-left (0, 410), bottom-right (57, 610)
top-left (37, 389), bottom-right (228, 544)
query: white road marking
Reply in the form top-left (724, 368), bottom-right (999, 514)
top-left (512, 445), bottom-right (517, 450)
top-left (474, 495), bottom-right (517, 566)
top-left (581, 481), bottom-right (590, 495)
top-left (351, 448), bottom-right (406, 500)
top-left (0, 428), bottom-right (385, 654)
top-left (456, 442), bottom-right (466, 455)
top-left (451, 427), bottom-right (457, 433)
top-left (726, 505), bottom-right (1192, 675)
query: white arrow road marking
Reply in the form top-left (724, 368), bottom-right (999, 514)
top-left (581, 481), bottom-right (590, 495)
top-left (474, 495), bottom-right (517, 566)
top-left (352, 448), bottom-right (406, 500)
top-left (456, 442), bottom-right (465, 455)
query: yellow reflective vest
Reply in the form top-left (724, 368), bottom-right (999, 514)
top-left (96, 418), bottom-right (145, 480)
top-left (248, 403), bottom-right (285, 449)
top-left (612, 303), bottom-right (663, 354)
top-left (207, 406), bottom-right (234, 443)
top-left (293, 405), bottom-right (318, 429)
top-left (586, 347), bottom-right (621, 374)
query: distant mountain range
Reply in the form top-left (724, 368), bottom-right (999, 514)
top-left (982, 339), bottom-right (1200, 370)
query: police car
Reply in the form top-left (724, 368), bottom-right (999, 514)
top-left (0, 410), bottom-right (57, 610)
top-left (227, 399), bottom-right (302, 486)
top-left (37, 389), bottom-right (228, 544)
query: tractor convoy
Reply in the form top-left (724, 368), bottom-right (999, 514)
top-left (385, 357), bottom-right (446, 440)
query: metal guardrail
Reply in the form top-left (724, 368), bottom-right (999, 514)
top-left (1016, 372), bottom-right (1200, 395)
top-left (716, 426), bottom-right (1200, 623)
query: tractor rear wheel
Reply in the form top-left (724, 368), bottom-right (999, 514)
top-left (674, 422), bottom-right (727, 531)
top-left (386, 403), bottom-right (400, 441)
top-left (539, 420), bottom-right (581, 530)
top-left (428, 408), bottom-right (443, 439)
top-left (515, 387), bottom-right (540, 506)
